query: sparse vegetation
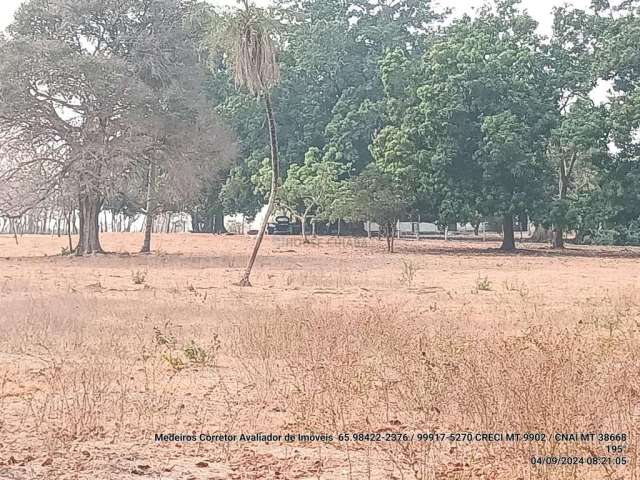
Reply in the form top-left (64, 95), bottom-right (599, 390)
top-left (153, 323), bottom-right (177, 348)
top-left (131, 269), bottom-right (148, 285)
top-left (162, 351), bottom-right (187, 371)
top-left (475, 274), bottom-right (492, 292)
top-left (0, 234), bottom-right (638, 479)
top-left (503, 278), bottom-right (530, 298)
top-left (185, 336), bottom-right (220, 366)
top-left (400, 259), bottom-right (418, 287)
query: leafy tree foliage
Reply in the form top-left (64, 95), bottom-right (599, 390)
top-left (4, 0), bottom-right (640, 258)
top-left (278, 147), bottom-right (345, 242)
top-left (347, 164), bottom-right (410, 253)
top-left (376, 2), bottom-right (556, 250)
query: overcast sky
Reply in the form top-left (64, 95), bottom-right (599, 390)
top-left (0, 0), bottom-right (594, 34)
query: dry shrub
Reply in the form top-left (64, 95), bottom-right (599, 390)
top-left (0, 296), bottom-right (223, 453)
top-left (2, 260), bottom-right (639, 479)
top-left (226, 293), bottom-right (640, 479)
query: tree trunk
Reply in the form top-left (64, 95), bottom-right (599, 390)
top-left (67, 210), bottom-right (73, 252)
top-left (141, 160), bottom-right (156, 254)
top-left (10, 219), bottom-right (18, 245)
top-left (76, 193), bottom-right (103, 255)
top-left (213, 204), bottom-right (227, 234)
top-left (141, 215), bottom-right (153, 253)
top-left (531, 225), bottom-right (552, 243)
top-left (386, 222), bottom-right (393, 253)
top-left (551, 227), bottom-right (564, 249)
top-left (391, 223), bottom-right (396, 253)
top-left (551, 174), bottom-right (568, 249)
top-left (473, 220), bottom-right (480, 236)
top-left (500, 214), bottom-right (516, 251)
top-left (191, 209), bottom-right (199, 233)
top-left (552, 150), bottom-right (576, 249)
top-left (301, 216), bottom-right (309, 244)
top-left (204, 212), bottom-right (214, 233)
top-left (239, 93), bottom-right (279, 287)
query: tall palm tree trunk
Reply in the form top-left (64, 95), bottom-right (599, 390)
top-left (239, 94), bottom-right (278, 286)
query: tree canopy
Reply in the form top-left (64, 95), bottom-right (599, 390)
top-left (2, 0), bottom-right (640, 251)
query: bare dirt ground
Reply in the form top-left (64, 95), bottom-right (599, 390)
top-left (0, 233), bottom-right (639, 480)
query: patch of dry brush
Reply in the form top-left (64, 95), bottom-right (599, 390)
top-left (0, 252), bottom-right (638, 479)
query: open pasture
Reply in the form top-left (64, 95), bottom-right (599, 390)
top-left (0, 233), bottom-right (639, 479)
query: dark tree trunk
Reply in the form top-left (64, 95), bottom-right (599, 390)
top-left (551, 228), bottom-right (564, 249)
top-left (213, 204), bottom-right (227, 234)
top-left (239, 93), bottom-right (279, 287)
top-left (67, 210), bottom-right (73, 252)
top-left (301, 216), bottom-right (309, 244)
top-left (142, 216), bottom-right (153, 252)
top-left (203, 212), bottom-right (215, 233)
top-left (500, 214), bottom-right (516, 251)
top-left (76, 193), bottom-right (103, 255)
top-left (391, 223), bottom-right (396, 253)
top-left (552, 150), bottom-right (576, 249)
top-left (552, 175), bottom-right (568, 249)
top-left (385, 222), bottom-right (394, 253)
top-left (191, 210), bottom-right (200, 233)
top-left (141, 160), bottom-right (156, 254)
top-left (10, 219), bottom-right (18, 245)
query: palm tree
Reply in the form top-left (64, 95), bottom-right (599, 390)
top-left (225, 0), bottom-right (280, 287)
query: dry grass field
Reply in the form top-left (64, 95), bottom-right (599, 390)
top-left (1, 233), bottom-right (639, 480)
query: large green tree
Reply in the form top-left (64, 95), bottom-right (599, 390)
top-left (376, 1), bottom-right (556, 250)
top-left (214, 0), bottom-right (440, 225)
top-left (347, 163), bottom-right (410, 253)
top-left (277, 148), bottom-right (346, 242)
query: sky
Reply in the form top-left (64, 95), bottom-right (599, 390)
top-left (0, 0), bottom-right (594, 34)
